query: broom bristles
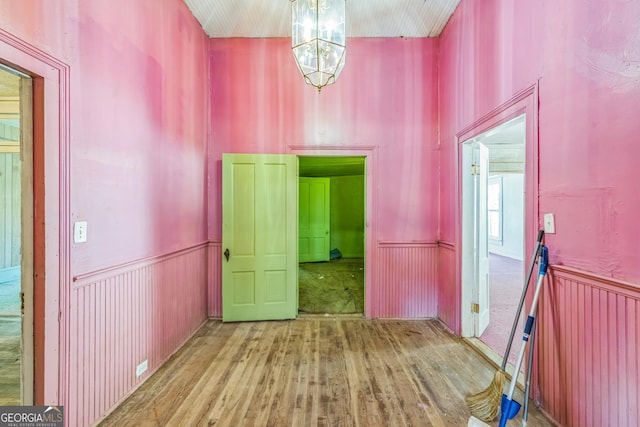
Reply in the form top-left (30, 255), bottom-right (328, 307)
top-left (465, 370), bottom-right (505, 422)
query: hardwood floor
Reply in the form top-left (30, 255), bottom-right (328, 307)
top-left (0, 317), bottom-right (20, 405)
top-left (100, 317), bottom-right (554, 427)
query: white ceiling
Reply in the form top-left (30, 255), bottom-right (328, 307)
top-left (475, 116), bottom-right (526, 174)
top-left (183, 0), bottom-right (461, 38)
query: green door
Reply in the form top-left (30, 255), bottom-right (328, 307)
top-left (222, 154), bottom-right (298, 322)
top-left (298, 177), bottom-right (330, 263)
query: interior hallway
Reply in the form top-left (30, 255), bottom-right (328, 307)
top-left (100, 317), bottom-right (554, 427)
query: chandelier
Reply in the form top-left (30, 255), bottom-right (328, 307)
top-left (291, 0), bottom-right (346, 93)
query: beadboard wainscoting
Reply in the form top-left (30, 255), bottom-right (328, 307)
top-left (207, 241), bottom-right (222, 317)
top-left (372, 242), bottom-right (438, 318)
top-left (437, 241), bottom-right (458, 332)
top-left (537, 266), bottom-right (640, 427)
top-left (208, 241), bottom-right (440, 320)
top-left (68, 243), bottom-right (208, 426)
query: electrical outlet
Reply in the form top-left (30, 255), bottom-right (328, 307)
top-left (136, 359), bottom-right (148, 377)
top-left (74, 221), bottom-right (88, 243)
top-left (543, 213), bottom-right (555, 234)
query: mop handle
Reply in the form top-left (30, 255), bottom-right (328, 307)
top-left (500, 230), bottom-right (545, 370)
top-left (522, 316), bottom-right (537, 427)
top-left (505, 246), bottom-right (548, 401)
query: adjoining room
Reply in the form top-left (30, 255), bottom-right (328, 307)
top-left (298, 156), bottom-right (365, 315)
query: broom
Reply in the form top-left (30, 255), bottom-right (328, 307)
top-left (465, 229), bottom-right (544, 421)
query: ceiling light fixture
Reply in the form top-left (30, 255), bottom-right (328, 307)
top-left (291, 0), bottom-right (346, 93)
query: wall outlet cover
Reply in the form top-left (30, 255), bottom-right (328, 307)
top-left (74, 221), bottom-right (88, 243)
top-left (136, 359), bottom-right (148, 377)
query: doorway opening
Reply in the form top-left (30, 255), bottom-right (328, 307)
top-left (461, 115), bottom-right (526, 366)
top-left (298, 156), bottom-right (365, 315)
top-left (0, 64), bottom-right (33, 405)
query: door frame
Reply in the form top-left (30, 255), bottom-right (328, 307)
top-left (289, 145), bottom-right (377, 317)
top-left (0, 64), bottom-right (33, 404)
top-left (19, 73), bottom-right (34, 405)
top-left (1, 30), bottom-right (71, 405)
top-left (456, 85), bottom-right (539, 337)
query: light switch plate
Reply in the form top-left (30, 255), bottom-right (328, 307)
top-left (74, 221), bottom-right (88, 243)
top-left (543, 213), bottom-right (555, 234)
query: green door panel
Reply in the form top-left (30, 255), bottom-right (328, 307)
top-left (298, 177), bottom-right (330, 263)
top-left (222, 154), bottom-right (298, 322)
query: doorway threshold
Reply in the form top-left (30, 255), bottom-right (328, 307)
top-left (462, 337), bottom-right (526, 390)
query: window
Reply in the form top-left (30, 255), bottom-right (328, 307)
top-left (488, 176), bottom-right (502, 243)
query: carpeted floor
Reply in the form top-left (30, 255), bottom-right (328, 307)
top-left (298, 258), bottom-right (364, 314)
top-left (479, 254), bottom-right (524, 366)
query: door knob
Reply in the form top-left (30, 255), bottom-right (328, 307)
top-left (224, 248), bottom-right (230, 262)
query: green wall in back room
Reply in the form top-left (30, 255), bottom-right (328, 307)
top-left (330, 175), bottom-right (364, 258)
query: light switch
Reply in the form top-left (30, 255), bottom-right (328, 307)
top-left (543, 213), bottom-right (555, 234)
top-left (74, 221), bottom-right (88, 243)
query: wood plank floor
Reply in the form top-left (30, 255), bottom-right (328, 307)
top-left (0, 317), bottom-right (20, 405)
top-left (100, 317), bottom-right (554, 427)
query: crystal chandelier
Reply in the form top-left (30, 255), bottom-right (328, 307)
top-left (291, 0), bottom-right (346, 93)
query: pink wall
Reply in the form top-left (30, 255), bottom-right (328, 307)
top-left (207, 38), bottom-right (441, 318)
top-left (439, 0), bottom-right (640, 425)
top-left (439, 0), bottom-right (640, 280)
top-left (2, 0), bottom-right (210, 270)
top-left (0, 0), bottom-right (210, 424)
top-left (70, 1), bottom-right (210, 271)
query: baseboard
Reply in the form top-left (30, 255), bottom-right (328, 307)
top-left (462, 337), bottom-right (526, 390)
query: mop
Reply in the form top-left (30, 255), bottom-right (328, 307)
top-left (468, 245), bottom-right (548, 427)
top-left (466, 230), bottom-right (545, 421)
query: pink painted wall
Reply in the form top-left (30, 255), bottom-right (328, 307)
top-left (0, 0), bottom-right (210, 424)
top-left (439, 0), bottom-right (640, 283)
top-left (439, 0), bottom-right (640, 425)
top-left (70, 2), bottom-right (210, 271)
top-left (207, 38), bottom-right (440, 318)
top-left (1, 0), bottom-right (209, 270)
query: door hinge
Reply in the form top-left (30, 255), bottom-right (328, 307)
top-left (471, 164), bottom-right (480, 176)
top-left (20, 292), bottom-right (25, 316)
top-left (471, 303), bottom-right (480, 313)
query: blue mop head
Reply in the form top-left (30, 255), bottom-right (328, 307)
top-left (498, 394), bottom-right (521, 427)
